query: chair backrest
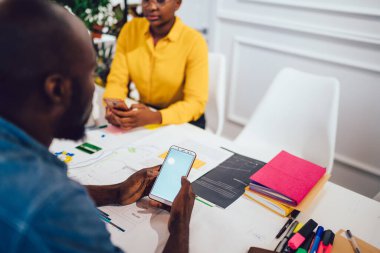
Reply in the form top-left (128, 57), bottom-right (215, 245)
top-left (234, 68), bottom-right (340, 172)
top-left (86, 84), bottom-right (107, 127)
top-left (206, 52), bottom-right (227, 136)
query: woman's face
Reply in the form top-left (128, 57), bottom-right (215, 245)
top-left (142, 0), bottom-right (181, 28)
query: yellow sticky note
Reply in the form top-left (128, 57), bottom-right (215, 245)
top-left (144, 124), bottom-right (162, 130)
top-left (159, 151), bottom-right (205, 170)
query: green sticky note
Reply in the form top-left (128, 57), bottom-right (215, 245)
top-left (76, 142), bottom-right (102, 154)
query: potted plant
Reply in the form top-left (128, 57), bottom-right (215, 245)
top-left (54, 0), bottom-right (120, 37)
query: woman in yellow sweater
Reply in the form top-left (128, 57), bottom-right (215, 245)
top-left (103, 0), bottom-right (208, 129)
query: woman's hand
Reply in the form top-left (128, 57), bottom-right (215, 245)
top-left (105, 106), bottom-right (121, 127)
top-left (110, 103), bottom-right (162, 129)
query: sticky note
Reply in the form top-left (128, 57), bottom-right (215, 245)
top-left (159, 151), bottom-right (205, 169)
top-left (144, 124), bottom-right (162, 130)
top-left (76, 142), bottom-right (102, 154)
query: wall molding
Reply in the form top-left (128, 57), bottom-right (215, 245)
top-left (240, 0), bottom-right (380, 18)
top-left (335, 154), bottom-right (380, 177)
top-left (227, 36), bottom-right (380, 177)
top-left (228, 34), bottom-right (380, 125)
top-left (227, 36), bottom-right (380, 125)
top-left (217, 10), bottom-right (380, 46)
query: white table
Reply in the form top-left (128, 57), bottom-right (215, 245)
top-left (51, 123), bottom-right (380, 253)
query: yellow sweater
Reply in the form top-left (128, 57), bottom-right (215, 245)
top-left (103, 17), bottom-right (209, 125)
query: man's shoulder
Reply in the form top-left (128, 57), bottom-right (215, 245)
top-left (0, 149), bottom-right (83, 227)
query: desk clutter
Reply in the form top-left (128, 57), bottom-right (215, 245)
top-left (265, 218), bottom-right (379, 253)
top-left (244, 151), bottom-right (330, 217)
top-left (50, 125), bottom-right (380, 252)
top-left (191, 150), bottom-right (378, 252)
top-left (193, 150), bottom-right (329, 214)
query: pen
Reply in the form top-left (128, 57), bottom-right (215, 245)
top-left (309, 226), bottom-right (324, 253)
top-left (274, 220), bottom-right (299, 252)
top-left (97, 208), bottom-right (110, 217)
top-left (98, 214), bottom-right (125, 232)
top-left (345, 230), bottom-right (361, 253)
top-left (317, 230), bottom-right (335, 253)
top-left (220, 147), bottom-right (236, 154)
top-left (276, 210), bottom-right (300, 239)
top-left (98, 213), bottom-right (111, 222)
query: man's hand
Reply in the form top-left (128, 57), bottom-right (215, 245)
top-left (110, 103), bottom-right (162, 129)
top-left (150, 177), bottom-right (195, 253)
top-left (86, 166), bottom-right (160, 206)
top-left (167, 177), bottom-right (195, 234)
top-left (118, 166), bottom-right (160, 205)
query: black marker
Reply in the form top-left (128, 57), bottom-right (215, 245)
top-left (276, 210), bottom-right (300, 239)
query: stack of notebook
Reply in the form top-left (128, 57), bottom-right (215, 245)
top-left (244, 151), bottom-right (329, 217)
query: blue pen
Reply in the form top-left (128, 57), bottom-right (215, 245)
top-left (310, 226), bottom-right (324, 253)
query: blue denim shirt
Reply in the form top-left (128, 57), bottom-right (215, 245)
top-left (0, 117), bottom-right (122, 253)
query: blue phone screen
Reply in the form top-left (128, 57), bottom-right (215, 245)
top-left (151, 148), bottom-right (195, 203)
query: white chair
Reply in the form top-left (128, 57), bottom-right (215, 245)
top-left (374, 191), bottom-right (380, 202)
top-left (206, 52), bottom-right (227, 136)
top-left (234, 68), bottom-right (340, 172)
top-left (86, 84), bottom-right (107, 127)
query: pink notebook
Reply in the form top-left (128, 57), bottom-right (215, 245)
top-left (249, 151), bottom-right (326, 206)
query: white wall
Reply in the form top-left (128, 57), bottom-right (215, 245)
top-left (176, 0), bottom-right (215, 40)
top-left (214, 2), bottom-right (380, 169)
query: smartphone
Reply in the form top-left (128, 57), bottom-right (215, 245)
top-left (104, 98), bottom-right (129, 111)
top-left (149, 146), bottom-right (196, 206)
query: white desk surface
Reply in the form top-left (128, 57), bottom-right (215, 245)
top-left (51, 123), bottom-right (380, 253)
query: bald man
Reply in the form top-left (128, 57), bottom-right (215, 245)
top-left (0, 0), bottom-right (194, 252)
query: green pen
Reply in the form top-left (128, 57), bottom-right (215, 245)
top-left (295, 232), bottom-right (315, 253)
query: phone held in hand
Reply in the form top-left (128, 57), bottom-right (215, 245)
top-left (104, 98), bottom-right (129, 111)
top-left (149, 146), bottom-right (196, 206)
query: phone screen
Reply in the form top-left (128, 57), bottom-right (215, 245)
top-left (150, 146), bottom-right (196, 205)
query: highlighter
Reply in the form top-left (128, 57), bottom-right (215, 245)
top-left (295, 232), bottom-right (315, 253)
top-left (317, 230), bottom-right (335, 253)
top-left (309, 226), bottom-right (324, 253)
top-left (293, 222), bottom-right (304, 233)
top-left (288, 219), bottom-right (318, 250)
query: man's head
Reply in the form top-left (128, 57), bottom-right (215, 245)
top-left (142, 0), bottom-right (182, 28)
top-left (0, 0), bottom-right (96, 144)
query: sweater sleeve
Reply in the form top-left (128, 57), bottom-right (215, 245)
top-left (160, 34), bottom-right (209, 125)
top-left (103, 23), bottom-right (130, 101)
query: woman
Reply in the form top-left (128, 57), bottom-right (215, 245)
top-left (103, 0), bottom-right (208, 130)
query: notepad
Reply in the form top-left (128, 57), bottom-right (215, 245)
top-left (249, 151), bottom-right (326, 206)
top-left (244, 187), bottom-right (294, 217)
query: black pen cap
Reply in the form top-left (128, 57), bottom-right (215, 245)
top-left (299, 219), bottom-right (317, 236)
top-left (329, 231), bottom-right (335, 245)
top-left (288, 219), bottom-right (318, 249)
top-left (322, 230), bottom-right (334, 246)
top-left (290, 209), bottom-right (300, 218)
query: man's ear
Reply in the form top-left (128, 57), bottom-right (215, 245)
top-left (43, 74), bottom-right (72, 107)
